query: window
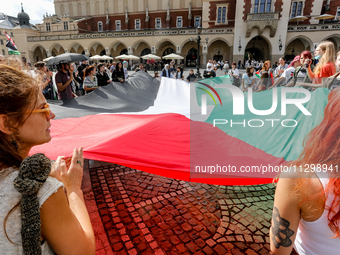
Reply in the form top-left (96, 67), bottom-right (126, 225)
top-left (259, 0), bottom-right (266, 13)
top-left (176, 17), bottom-right (182, 28)
top-left (10, 32), bottom-right (13, 37)
top-left (63, 21), bottom-right (68, 30)
top-left (216, 6), bottom-right (227, 24)
top-left (116, 20), bottom-right (121, 31)
top-left (135, 19), bottom-right (141, 30)
top-left (2, 49), bottom-right (5, 55)
top-left (291, 1), bottom-right (303, 18)
top-left (336, 7), bottom-right (340, 20)
top-left (98, 21), bottom-right (103, 32)
top-left (254, 0), bottom-right (271, 13)
top-left (266, 0), bottom-right (271, 13)
top-left (155, 18), bottom-right (161, 29)
top-left (0, 39), bottom-right (3, 45)
top-left (195, 16), bottom-right (200, 27)
top-left (46, 23), bottom-right (51, 31)
top-left (254, 0), bottom-right (259, 13)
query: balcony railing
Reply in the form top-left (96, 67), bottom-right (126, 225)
top-left (287, 24), bottom-right (340, 32)
top-left (27, 27), bottom-right (234, 42)
top-left (247, 12), bottom-right (280, 21)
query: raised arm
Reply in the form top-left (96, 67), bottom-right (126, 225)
top-left (57, 73), bottom-right (73, 92)
top-left (42, 148), bottom-right (95, 255)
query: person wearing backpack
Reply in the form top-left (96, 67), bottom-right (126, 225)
top-left (323, 51), bottom-right (340, 92)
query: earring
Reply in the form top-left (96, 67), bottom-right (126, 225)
top-left (11, 136), bottom-right (18, 149)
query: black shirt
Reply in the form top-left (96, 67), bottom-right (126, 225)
top-left (112, 68), bottom-right (125, 82)
top-left (96, 72), bottom-right (110, 86)
top-left (187, 73), bottom-right (196, 82)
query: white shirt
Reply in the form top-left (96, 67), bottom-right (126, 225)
top-left (242, 73), bottom-right (255, 88)
top-left (229, 68), bottom-right (239, 76)
top-left (294, 171), bottom-right (340, 255)
top-left (0, 169), bottom-right (63, 254)
top-left (275, 64), bottom-right (289, 76)
top-left (281, 66), bottom-right (295, 82)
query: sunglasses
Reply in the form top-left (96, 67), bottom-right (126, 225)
top-left (26, 103), bottom-right (51, 117)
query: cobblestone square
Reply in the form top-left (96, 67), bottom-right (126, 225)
top-left (83, 161), bottom-right (278, 255)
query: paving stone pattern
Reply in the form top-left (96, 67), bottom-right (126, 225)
top-left (87, 163), bottom-right (279, 255)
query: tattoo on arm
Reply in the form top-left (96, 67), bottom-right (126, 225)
top-left (271, 206), bottom-right (295, 249)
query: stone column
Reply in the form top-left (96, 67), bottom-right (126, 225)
top-left (202, 44), bottom-right (208, 68)
top-left (84, 48), bottom-right (90, 56)
top-left (176, 45), bottom-right (181, 65)
top-left (28, 50), bottom-right (35, 64)
top-left (202, 53), bottom-right (207, 68)
top-left (128, 47), bottom-right (133, 66)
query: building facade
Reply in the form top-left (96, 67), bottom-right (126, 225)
top-left (10, 0), bottom-right (340, 66)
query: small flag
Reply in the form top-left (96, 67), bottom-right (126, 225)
top-left (270, 72), bottom-right (274, 85)
top-left (4, 31), bottom-right (20, 55)
top-left (255, 71), bottom-right (274, 85)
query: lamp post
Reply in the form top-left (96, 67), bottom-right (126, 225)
top-left (195, 22), bottom-right (202, 78)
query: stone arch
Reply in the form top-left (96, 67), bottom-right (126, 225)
top-left (180, 38), bottom-right (195, 51)
top-left (88, 41), bottom-right (105, 56)
top-left (285, 36), bottom-right (313, 60)
top-left (285, 35), bottom-right (313, 52)
top-left (109, 41), bottom-right (128, 57)
top-left (31, 44), bottom-right (47, 54)
top-left (135, 42), bottom-right (151, 57)
top-left (49, 43), bottom-right (65, 56)
top-left (207, 37), bottom-right (231, 48)
top-left (109, 41), bottom-right (128, 52)
top-left (68, 42), bottom-right (85, 54)
top-left (245, 35), bottom-right (272, 61)
top-left (246, 21), bottom-right (278, 38)
top-left (155, 39), bottom-right (176, 52)
top-left (207, 39), bottom-right (231, 63)
top-left (32, 45), bottom-right (47, 63)
top-left (321, 35), bottom-right (340, 52)
top-left (132, 40), bottom-right (152, 52)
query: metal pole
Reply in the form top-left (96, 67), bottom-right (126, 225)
top-left (196, 36), bottom-right (202, 78)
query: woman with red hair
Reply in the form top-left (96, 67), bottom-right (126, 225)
top-left (295, 41), bottom-right (336, 88)
top-left (285, 50), bottom-right (314, 88)
top-left (270, 87), bottom-right (340, 254)
top-left (262, 60), bottom-right (274, 86)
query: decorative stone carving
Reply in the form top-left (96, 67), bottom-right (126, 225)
top-left (246, 12), bottom-right (279, 38)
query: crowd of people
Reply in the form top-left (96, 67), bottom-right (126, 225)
top-left (1, 43), bottom-right (340, 255)
top-left (237, 42), bottom-right (340, 93)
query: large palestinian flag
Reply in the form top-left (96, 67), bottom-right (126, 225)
top-left (31, 72), bottom-right (328, 185)
top-left (4, 31), bottom-right (20, 55)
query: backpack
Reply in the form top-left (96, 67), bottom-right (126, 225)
top-left (323, 72), bottom-right (340, 92)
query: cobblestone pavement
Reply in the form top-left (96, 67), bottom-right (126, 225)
top-left (83, 162), bottom-right (277, 255)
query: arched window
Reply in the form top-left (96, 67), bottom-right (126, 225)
top-left (120, 49), bottom-right (128, 55)
top-left (141, 48), bottom-right (151, 56)
top-left (186, 47), bottom-right (197, 67)
top-left (162, 47), bottom-right (175, 56)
